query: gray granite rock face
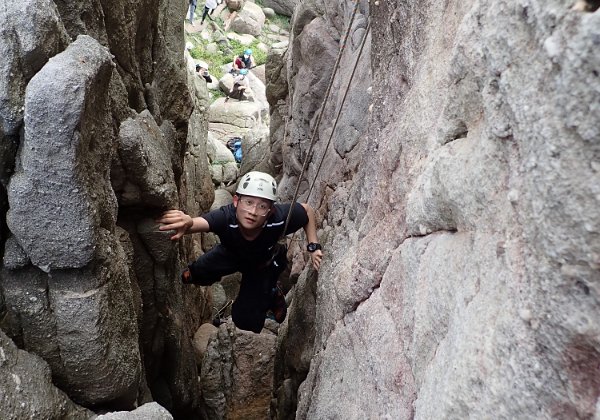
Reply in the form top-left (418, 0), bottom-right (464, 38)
top-left (1, 0), bottom-right (210, 418)
top-left (262, 0), bottom-right (299, 17)
top-left (2, 41), bottom-right (143, 408)
top-left (201, 322), bottom-right (277, 419)
top-left (229, 1), bottom-right (266, 36)
top-left (8, 35), bottom-right (115, 270)
top-left (275, 0), bottom-right (600, 419)
top-left (0, 0), bottom-right (70, 138)
top-left (0, 0), bottom-right (71, 251)
top-left (96, 402), bottom-right (173, 420)
top-left (0, 330), bottom-right (93, 420)
top-left (114, 110), bottom-right (178, 208)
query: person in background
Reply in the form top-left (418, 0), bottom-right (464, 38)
top-left (232, 49), bottom-right (256, 73)
top-left (157, 171), bottom-right (323, 333)
top-left (195, 64), bottom-right (212, 83)
top-left (201, 0), bottom-right (218, 25)
top-left (188, 0), bottom-right (198, 25)
top-left (225, 68), bottom-right (250, 102)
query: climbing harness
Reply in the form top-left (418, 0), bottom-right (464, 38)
top-left (212, 299), bottom-right (233, 326)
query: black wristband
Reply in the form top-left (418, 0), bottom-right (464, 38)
top-left (307, 243), bottom-right (322, 253)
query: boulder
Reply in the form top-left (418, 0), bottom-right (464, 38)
top-left (0, 330), bottom-right (92, 420)
top-left (209, 97), bottom-right (263, 128)
top-left (96, 402), bottom-right (173, 419)
top-left (210, 164), bottom-right (224, 186)
top-left (228, 1), bottom-right (266, 36)
top-left (201, 323), bottom-right (277, 419)
top-left (261, 0), bottom-right (298, 17)
top-left (192, 323), bottom-right (219, 367)
top-left (262, 7), bottom-right (276, 19)
top-left (222, 162), bottom-right (239, 185)
top-left (0, 0), bottom-right (70, 138)
top-left (207, 132), bottom-right (236, 164)
top-left (114, 110), bottom-right (178, 208)
top-left (253, 64), bottom-right (267, 85)
top-left (5, 36), bottom-right (143, 408)
top-left (225, 0), bottom-right (245, 12)
top-left (226, 32), bottom-right (256, 46)
top-left (239, 127), bottom-right (270, 175)
top-left (7, 35), bottom-right (115, 270)
top-left (211, 188), bottom-right (234, 210)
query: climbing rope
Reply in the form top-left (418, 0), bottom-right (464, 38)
top-left (280, 0), bottom-right (365, 238)
top-left (307, 21), bottom-right (371, 201)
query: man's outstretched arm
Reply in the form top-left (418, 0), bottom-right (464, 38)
top-left (300, 203), bottom-right (323, 271)
top-left (157, 210), bottom-right (210, 240)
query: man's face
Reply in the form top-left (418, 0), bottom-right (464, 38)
top-left (233, 195), bottom-right (273, 230)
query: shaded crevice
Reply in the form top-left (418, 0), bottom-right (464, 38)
top-left (442, 120), bottom-right (469, 145)
top-left (404, 227), bottom-right (458, 241)
top-left (349, 283), bottom-right (381, 314)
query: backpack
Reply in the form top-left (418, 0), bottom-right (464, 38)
top-left (227, 137), bottom-right (243, 163)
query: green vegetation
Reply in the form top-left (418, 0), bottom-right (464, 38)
top-left (267, 13), bottom-right (290, 31)
top-left (189, 42), bottom-right (230, 80)
top-left (210, 89), bottom-right (227, 100)
top-left (185, 5), bottom-right (290, 101)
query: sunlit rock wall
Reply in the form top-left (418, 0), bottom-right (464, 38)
top-left (275, 0), bottom-right (600, 419)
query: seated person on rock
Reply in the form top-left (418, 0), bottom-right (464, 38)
top-left (195, 63), bottom-right (212, 83)
top-left (225, 68), bottom-right (250, 101)
top-left (157, 171), bottom-right (323, 334)
top-left (232, 49), bottom-right (255, 73)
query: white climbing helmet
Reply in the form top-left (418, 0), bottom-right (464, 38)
top-left (236, 171), bottom-right (278, 201)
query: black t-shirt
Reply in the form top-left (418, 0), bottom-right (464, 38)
top-left (238, 54), bottom-right (252, 68)
top-left (203, 202), bottom-right (308, 265)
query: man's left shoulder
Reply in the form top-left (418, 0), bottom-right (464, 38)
top-left (274, 202), bottom-right (307, 219)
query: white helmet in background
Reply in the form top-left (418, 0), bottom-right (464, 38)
top-left (236, 171), bottom-right (278, 201)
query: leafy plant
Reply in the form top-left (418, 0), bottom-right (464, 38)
top-left (267, 13), bottom-right (290, 31)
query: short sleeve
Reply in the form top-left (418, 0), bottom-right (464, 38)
top-left (281, 202), bottom-right (308, 235)
top-left (202, 206), bottom-right (229, 234)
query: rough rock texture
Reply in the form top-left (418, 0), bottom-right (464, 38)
top-left (226, 0), bottom-right (246, 12)
top-left (1, 0), bottom-right (213, 418)
top-left (274, 0), bottom-right (600, 419)
top-left (96, 402), bottom-right (173, 420)
top-left (201, 322), bottom-right (278, 420)
top-left (113, 110), bottom-right (178, 208)
top-left (0, 330), bottom-right (93, 420)
top-left (229, 2), bottom-right (266, 37)
top-left (7, 35), bottom-right (114, 270)
top-left (261, 0), bottom-right (299, 17)
top-left (0, 0), bottom-right (70, 195)
top-left (5, 36), bottom-right (143, 408)
top-left (265, 41), bottom-right (290, 174)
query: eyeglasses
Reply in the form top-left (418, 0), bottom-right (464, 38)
top-left (238, 197), bottom-right (272, 216)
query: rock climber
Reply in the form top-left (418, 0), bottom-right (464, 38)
top-left (225, 68), bottom-right (250, 101)
top-left (157, 171), bottom-right (323, 334)
top-left (232, 49), bottom-right (256, 73)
